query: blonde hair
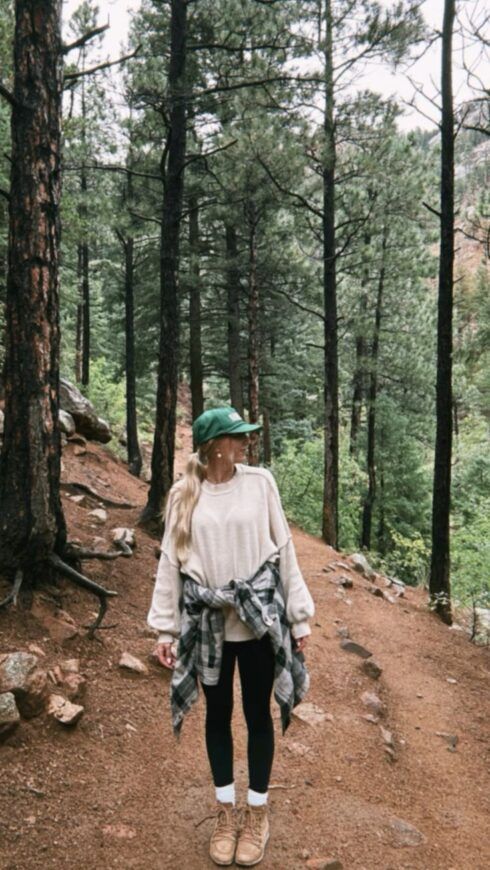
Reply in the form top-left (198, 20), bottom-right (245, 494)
top-left (170, 439), bottom-right (216, 563)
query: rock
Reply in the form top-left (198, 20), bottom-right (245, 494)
top-left (74, 444), bottom-right (87, 457)
top-left (60, 658), bottom-right (80, 674)
top-left (349, 553), bottom-right (375, 579)
top-left (112, 527), bottom-right (136, 555)
top-left (292, 702), bottom-right (333, 726)
top-left (331, 561), bottom-right (351, 571)
top-left (32, 602), bottom-right (79, 644)
top-left (306, 859), bottom-right (343, 869)
top-left (67, 432), bottom-right (87, 446)
top-left (0, 652), bottom-right (48, 718)
top-left (70, 494), bottom-right (87, 506)
top-left (47, 694), bottom-right (84, 725)
top-left (28, 644), bottom-right (46, 657)
top-left (89, 508), bottom-right (108, 524)
top-left (340, 639), bottom-right (372, 659)
top-left (339, 576), bottom-right (353, 589)
top-left (362, 714), bottom-right (380, 725)
top-left (0, 693), bottom-right (20, 742)
top-left (360, 691), bottom-right (384, 716)
top-left (59, 409), bottom-right (75, 436)
top-left (362, 658), bottom-right (383, 680)
top-left (59, 377), bottom-right (112, 443)
top-left (119, 652), bottom-right (148, 675)
top-left (369, 587), bottom-right (384, 598)
top-left (285, 740), bottom-right (312, 757)
top-left (336, 625), bottom-right (350, 638)
top-left (386, 817), bottom-right (426, 847)
top-left (435, 731), bottom-right (458, 749)
top-left (446, 677), bottom-right (458, 684)
top-left (363, 713), bottom-right (380, 725)
top-left (50, 665), bottom-right (86, 701)
top-left (380, 726), bottom-right (395, 747)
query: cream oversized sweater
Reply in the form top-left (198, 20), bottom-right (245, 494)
top-left (147, 463), bottom-right (314, 644)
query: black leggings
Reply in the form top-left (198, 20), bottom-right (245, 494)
top-left (201, 635), bottom-right (275, 793)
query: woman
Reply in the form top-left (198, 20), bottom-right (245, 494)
top-left (148, 406), bottom-right (314, 867)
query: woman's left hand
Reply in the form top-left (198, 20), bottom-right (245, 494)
top-left (294, 636), bottom-right (308, 653)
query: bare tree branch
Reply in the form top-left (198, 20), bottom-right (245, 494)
top-left (62, 23), bottom-right (110, 54)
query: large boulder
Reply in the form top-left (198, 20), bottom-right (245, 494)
top-left (59, 409), bottom-right (76, 436)
top-left (59, 378), bottom-right (112, 443)
top-left (0, 693), bottom-right (20, 742)
top-left (350, 552), bottom-right (376, 580)
top-left (0, 652), bottom-right (48, 718)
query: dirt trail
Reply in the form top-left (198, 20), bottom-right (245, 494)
top-left (0, 437), bottom-right (489, 870)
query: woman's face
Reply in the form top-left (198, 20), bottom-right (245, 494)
top-left (213, 433), bottom-right (250, 464)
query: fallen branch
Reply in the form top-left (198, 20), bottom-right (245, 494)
top-left (0, 569), bottom-right (24, 609)
top-left (49, 553), bottom-right (117, 638)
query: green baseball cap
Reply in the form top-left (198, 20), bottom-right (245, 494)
top-left (193, 406), bottom-right (262, 447)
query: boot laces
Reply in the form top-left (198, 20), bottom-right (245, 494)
top-left (239, 806), bottom-right (265, 844)
top-left (213, 804), bottom-right (236, 840)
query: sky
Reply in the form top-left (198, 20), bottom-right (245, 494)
top-left (62, 0), bottom-right (489, 131)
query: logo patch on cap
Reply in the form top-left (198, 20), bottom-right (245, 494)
top-left (228, 412), bottom-right (241, 421)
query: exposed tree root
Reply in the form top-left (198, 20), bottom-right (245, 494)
top-left (49, 553), bottom-right (117, 638)
top-left (65, 542), bottom-right (126, 562)
top-left (61, 481), bottom-right (136, 509)
top-left (0, 569), bottom-right (24, 608)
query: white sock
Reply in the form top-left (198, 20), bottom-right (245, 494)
top-left (216, 783), bottom-right (235, 805)
top-left (248, 788), bottom-right (268, 807)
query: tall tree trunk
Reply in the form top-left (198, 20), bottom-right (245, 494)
top-left (429, 0), bottom-right (455, 625)
top-left (80, 236), bottom-right (90, 386)
top-left (75, 244), bottom-right (83, 382)
top-left (349, 230), bottom-right (371, 455)
top-left (80, 65), bottom-right (90, 387)
top-left (262, 405), bottom-right (271, 465)
top-left (247, 201), bottom-right (260, 466)
top-left (225, 223), bottom-right (243, 414)
top-left (361, 227), bottom-right (388, 550)
top-left (140, 0), bottom-right (188, 532)
top-left (124, 235), bottom-right (142, 477)
top-left (0, 0), bottom-right (66, 577)
top-left (322, 0), bottom-right (339, 547)
top-left (188, 194), bottom-right (204, 425)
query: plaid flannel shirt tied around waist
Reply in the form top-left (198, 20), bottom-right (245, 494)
top-left (170, 559), bottom-right (310, 736)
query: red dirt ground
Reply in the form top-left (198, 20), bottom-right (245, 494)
top-left (0, 432), bottom-right (489, 870)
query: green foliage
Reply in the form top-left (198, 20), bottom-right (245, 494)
top-left (83, 358), bottom-right (126, 434)
top-left (369, 528), bottom-right (430, 587)
top-left (272, 437), bottom-right (323, 536)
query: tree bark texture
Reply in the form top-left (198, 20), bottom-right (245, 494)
top-left (247, 201), bottom-right (260, 467)
top-left (141, 0), bottom-right (188, 531)
top-left (0, 0), bottom-right (66, 573)
top-left (361, 227), bottom-right (388, 550)
top-left (124, 235), bottom-right (142, 477)
top-left (225, 223), bottom-right (244, 415)
top-left (429, 0), bottom-right (455, 625)
top-left (322, 0), bottom-right (339, 548)
top-left (349, 230), bottom-right (371, 456)
top-left (80, 67), bottom-right (90, 387)
top-left (188, 194), bottom-right (204, 426)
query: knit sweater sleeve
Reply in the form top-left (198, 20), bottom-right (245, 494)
top-left (147, 490), bottom-right (183, 645)
top-left (265, 470), bottom-right (315, 638)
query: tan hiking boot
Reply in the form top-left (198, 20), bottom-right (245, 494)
top-left (209, 802), bottom-right (239, 866)
top-left (235, 804), bottom-right (270, 866)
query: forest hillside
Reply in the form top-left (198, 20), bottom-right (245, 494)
top-left (0, 414), bottom-right (489, 870)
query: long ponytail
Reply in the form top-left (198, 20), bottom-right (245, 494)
top-left (170, 439), bottom-right (215, 563)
